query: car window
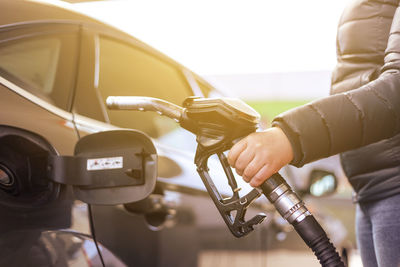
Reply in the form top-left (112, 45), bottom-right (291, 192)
top-left (96, 36), bottom-right (193, 138)
top-left (0, 29), bottom-right (79, 110)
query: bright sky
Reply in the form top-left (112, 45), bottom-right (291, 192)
top-left (72, 0), bottom-right (351, 75)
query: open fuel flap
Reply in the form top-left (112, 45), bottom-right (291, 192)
top-left (48, 130), bottom-right (157, 205)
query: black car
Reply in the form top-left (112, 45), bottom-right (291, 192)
top-left (0, 1), bottom-right (277, 266)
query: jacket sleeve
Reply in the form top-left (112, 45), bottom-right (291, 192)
top-left (272, 6), bottom-right (400, 167)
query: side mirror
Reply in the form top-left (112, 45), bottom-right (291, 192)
top-left (48, 130), bottom-right (157, 205)
top-left (307, 170), bottom-right (337, 197)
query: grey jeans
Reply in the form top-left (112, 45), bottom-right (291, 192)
top-left (356, 193), bottom-right (400, 267)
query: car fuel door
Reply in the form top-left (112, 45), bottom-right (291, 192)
top-left (48, 130), bottom-right (157, 204)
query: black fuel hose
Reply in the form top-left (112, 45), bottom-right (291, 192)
top-left (260, 173), bottom-right (345, 267)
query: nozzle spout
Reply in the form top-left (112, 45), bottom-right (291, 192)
top-left (106, 96), bottom-right (184, 122)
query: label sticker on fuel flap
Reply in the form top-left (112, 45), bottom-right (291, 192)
top-left (87, 156), bottom-right (123, 171)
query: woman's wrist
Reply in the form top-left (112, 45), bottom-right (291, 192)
top-left (270, 126), bottom-right (294, 165)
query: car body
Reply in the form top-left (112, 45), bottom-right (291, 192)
top-left (0, 1), bottom-right (358, 266)
top-left (0, 1), bottom-right (275, 266)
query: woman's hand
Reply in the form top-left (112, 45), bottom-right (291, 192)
top-left (227, 127), bottom-right (294, 187)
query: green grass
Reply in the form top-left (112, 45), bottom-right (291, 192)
top-left (246, 100), bottom-right (310, 126)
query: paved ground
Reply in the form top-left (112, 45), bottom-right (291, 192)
top-left (199, 249), bottom-right (320, 267)
top-left (199, 249), bottom-right (363, 267)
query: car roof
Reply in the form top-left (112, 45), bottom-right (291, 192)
top-left (0, 0), bottom-right (221, 96)
top-left (0, 1), bottom-right (182, 72)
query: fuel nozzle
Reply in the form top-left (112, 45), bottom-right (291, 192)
top-left (105, 96), bottom-right (345, 266)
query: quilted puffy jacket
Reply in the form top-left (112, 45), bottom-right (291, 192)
top-left (273, 0), bottom-right (400, 202)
